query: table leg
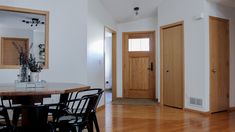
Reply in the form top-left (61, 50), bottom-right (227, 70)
top-left (11, 96), bottom-right (49, 126)
top-left (59, 93), bottom-right (69, 104)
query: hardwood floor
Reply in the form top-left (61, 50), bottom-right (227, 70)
top-left (96, 103), bottom-right (235, 132)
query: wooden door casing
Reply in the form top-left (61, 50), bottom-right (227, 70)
top-left (104, 27), bottom-right (117, 101)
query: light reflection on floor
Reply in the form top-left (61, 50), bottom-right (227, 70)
top-left (105, 89), bottom-right (112, 104)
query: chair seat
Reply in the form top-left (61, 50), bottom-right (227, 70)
top-left (59, 115), bottom-right (82, 123)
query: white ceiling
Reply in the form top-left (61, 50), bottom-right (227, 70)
top-left (100, 0), bottom-right (162, 23)
top-left (100, 0), bottom-right (235, 24)
top-left (208, 0), bottom-right (235, 8)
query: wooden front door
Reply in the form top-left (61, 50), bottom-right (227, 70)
top-left (210, 16), bottom-right (229, 113)
top-left (161, 22), bottom-right (184, 108)
top-left (123, 31), bottom-right (155, 99)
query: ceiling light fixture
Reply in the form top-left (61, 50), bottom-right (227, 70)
top-left (134, 7), bottom-right (140, 16)
top-left (22, 18), bottom-right (44, 27)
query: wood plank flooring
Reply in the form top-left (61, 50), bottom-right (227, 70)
top-left (96, 103), bottom-right (235, 132)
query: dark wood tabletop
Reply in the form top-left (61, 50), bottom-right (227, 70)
top-left (0, 82), bottom-right (90, 96)
top-left (0, 82), bottom-right (90, 128)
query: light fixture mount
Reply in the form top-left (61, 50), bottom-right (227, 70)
top-left (22, 18), bottom-right (45, 27)
top-left (134, 7), bottom-right (140, 16)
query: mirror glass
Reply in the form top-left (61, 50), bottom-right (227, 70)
top-left (0, 6), bottom-right (49, 69)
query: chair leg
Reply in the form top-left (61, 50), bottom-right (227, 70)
top-left (59, 123), bottom-right (77, 132)
top-left (87, 125), bottom-right (93, 132)
top-left (59, 123), bottom-right (71, 132)
top-left (3, 109), bottom-right (13, 132)
top-left (12, 108), bottom-right (21, 126)
top-left (70, 126), bottom-right (77, 132)
top-left (93, 114), bottom-right (100, 132)
top-left (78, 126), bottom-right (83, 132)
top-left (87, 114), bottom-right (94, 132)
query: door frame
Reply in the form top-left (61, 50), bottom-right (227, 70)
top-left (104, 27), bottom-right (117, 100)
top-left (160, 21), bottom-right (185, 108)
top-left (122, 31), bottom-right (156, 99)
top-left (209, 16), bottom-right (230, 113)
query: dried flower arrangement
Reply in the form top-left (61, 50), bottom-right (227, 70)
top-left (28, 54), bottom-right (43, 72)
top-left (13, 42), bottom-right (43, 72)
top-left (12, 42), bottom-right (28, 65)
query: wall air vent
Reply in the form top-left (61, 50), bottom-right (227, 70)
top-left (190, 97), bottom-right (203, 107)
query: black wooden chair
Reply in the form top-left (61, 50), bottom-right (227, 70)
top-left (0, 97), bottom-right (14, 132)
top-left (0, 103), bottom-right (12, 132)
top-left (49, 89), bottom-right (103, 132)
top-left (73, 88), bottom-right (103, 132)
top-left (0, 97), bottom-right (22, 127)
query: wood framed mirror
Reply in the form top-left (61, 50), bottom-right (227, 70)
top-left (0, 5), bottom-right (49, 69)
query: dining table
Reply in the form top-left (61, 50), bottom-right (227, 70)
top-left (0, 82), bottom-right (90, 127)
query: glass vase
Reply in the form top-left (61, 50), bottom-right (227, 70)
top-left (30, 72), bottom-right (40, 82)
top-left (19, 64), bottom-right (28, 82)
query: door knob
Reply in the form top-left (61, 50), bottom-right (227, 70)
top-left (211, 66), bottom-right (216, 73)
top-left (211, 65), bottom-right (216, 73)
top-left (148, 62), bottom-right (153, 71)
top-left (212, 69), bottom-right (216, 73)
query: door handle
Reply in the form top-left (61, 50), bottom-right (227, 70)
top-left (148, 62), bottom-right (153, 71)
top-left (212, 69), bottom-right (216, 73)
top-left (211, 68), bottom-right (216, 73)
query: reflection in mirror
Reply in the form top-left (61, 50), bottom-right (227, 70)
top-left (0, 6), bottom-right (49, 69)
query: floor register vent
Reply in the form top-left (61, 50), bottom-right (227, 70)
top-left (190, 97), bottom-right (203, 107)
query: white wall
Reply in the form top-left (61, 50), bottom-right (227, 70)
top-left (0, 0), bottom-right (88, 84)
top-left (105, 35), bottom-right (112, 89)
top-left (33, 31), bottom-right (44, 62)
top-left (116, 17), bottom-right (157, 97)
top-left (158, 0), bottom-right (209, 112)
top-left (87, 0), bottom-right (116, 106)
top-left (205, 1), bottom-right (235, 107)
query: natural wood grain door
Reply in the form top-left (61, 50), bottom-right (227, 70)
top-left (161, 22), bottom-right (184, 108)
top-left (123, 31), bottom-right (155, 99)
top-left (209, 16), bottom-right (229, 113)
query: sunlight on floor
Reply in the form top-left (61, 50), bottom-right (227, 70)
top-left (105, 89), bottom-right (112, 104)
